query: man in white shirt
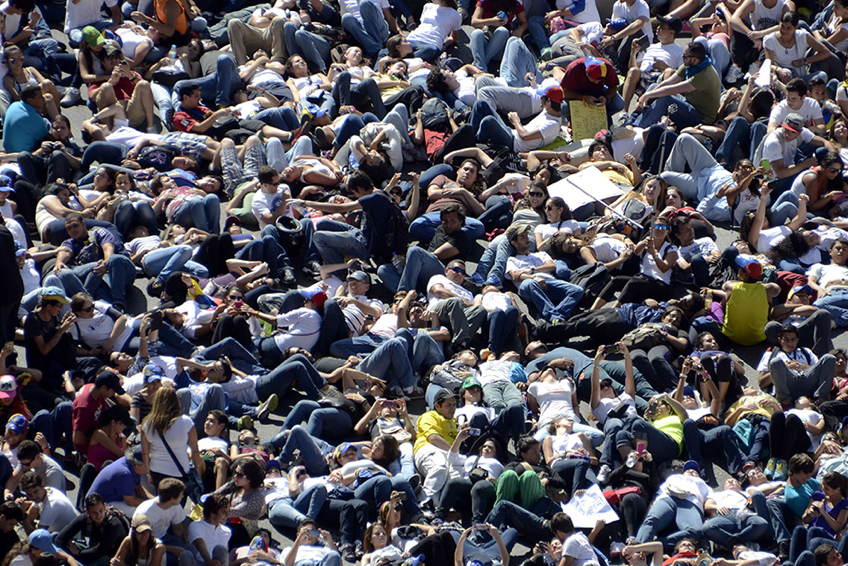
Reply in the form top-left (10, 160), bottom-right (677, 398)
top-left (133, 478), bottom-right (188, 554)
top-left (702, 477), bottom-right (769, 548)
top-left (251, 165), bottom-right (291, 230)
top-left (469, 86), bottom-right (563, 152)
top-left (601, 0), bottom-right (652, 69)
top-left (20, 470), bottom-right (78, 533)
top-left (622, 16), bottom-right (684, 111)
top-left (767, 78), bottom-right (824, 134)
top-left (505, 225), bottom-right (583, 323)
top-left (317, 270), bottom-right (385, 355)
top-left (550, 512), bottom-right (597, 566)
top-left (425, 260), bottom-right (486, 350)
top-left (64, 0), bottom-right (121, 46)
top-left (760, 112), bottom-right (830, 194)
top-left (757, 325), bottom-right (836, 405)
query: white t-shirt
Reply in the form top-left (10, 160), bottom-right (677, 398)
top-left (563, 0), bottom-right (600, 24)
top-left (406, 3), bottom-right (461, 48)
top-left (768, 97), bottom-right (823, 129)
top-left (273, 307), bottom-right (321, 352)
top-left (755, 225), bottom-right (791, 254)
top-left (513, 111), bottom-right (562, 152)
top-left (611, 0), bottom-right (653, 40)
top-left (750, 0), bottom-right (787, 30)
top-left (756, 346), bottom-right (817, 372)
top-left (641, 241), bottom-right (677, 283)
top-left (426, 274), bottom-right (473, 309)
top-left (197, 436), bottom-right (228, 453)
top-left (134, 498), bottom-right (188, 539)
top-left (506, 251), bottom-right (555, 281)
top-left (589, 236), bottom-right (627, 262)
top-left (528, 379), bottom-right (576, 426)
top-left (807, 262), bottom-right (848, 289)
top-left (453, 69), bottom-right (477, 107)
top-left (281, 544), bottom-right (337, 564)
top-left (563, 532), bottom-right (597, 566)
top-left (787, 407), bottom-right (823, 448)
top-left (761, 127), bottom-right (815, 166)
top-left (252, 187), bottom-right (290, 230)
top-left (535, 220), bottom-right (580, 241)
top-left (69, 300), bottom-right (131, 349)
top-left (64, 0), bottom-right (119, 33)
top-left (591, 392), bottom-right (637, 423)
top-left (763, 29), bottom-right (810, 71)
top-left (38, 487), bottom-right (79, 532)
top-left (187, 520), bottom-right (232, 562)
top-left (639, 42), bottom-right (684, 73)
top-left (142, 415), bottom-right (194, 477)
top-left (678, 237), bottom-right (718, 261)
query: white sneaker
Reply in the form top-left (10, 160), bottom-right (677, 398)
top-left (59, 87), bottom-right (82, 108)
top-left (597, 464), bottom-right (612, 484)
top-left (725, 63), bottom-right (743, 84)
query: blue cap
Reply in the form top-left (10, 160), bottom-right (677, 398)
top-left (0, 175), bottom-right (13, 189)
top-left (28, 530), bottom-right (58, 554)
top-left (14, 242), bottom-right (25, 257)
top-left (6, 413), bottom-right (29, 434)
top-left (683, 386), bottom-right (695, 398)
top-left (683, 460), bottom-right (701, 473)
top-left (734, 255), bottom-right (762, 279)
top-left (143, 364), bottom-right (163, 383)
top-left (607, 18), bottom-right (628, 31)
top-left (41, 286), bottom-right (69, 303)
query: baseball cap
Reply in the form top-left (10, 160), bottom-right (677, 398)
top-left (6, 413), bottom-right (29, 434)
top-left (102, 40), bottom-right (121, 57)
top-left (460, 376), bottom-right (482, 390)
top-left (131, 514), bottom-right (153, 533)
top-left (657, 15), bottom-right (683, 33)
top-left (223, 216), bottom-right (241, 231)
top-left (0, 175), bottom-right (13, 190)
top-left (782, 112), bottom-right (805, 133)
top-left (735, 255), bottom-right (762, 280)
top-left (14, 243), bottom-right (25, 257)
top-left (789, 284), bottom-right (815, 299)
top-left (434, 388), bottom-right (456, 405)
top-left (81, 26), bottom-right (105, 48)
top-left (682, 460), bottom-right (701, 473)
top-left (95, 370), bottom-right (125, 395)
top-left (538, 85), bottom-right (564, 104)
top-left (347, 270), bottom-right (370, 283)
top-left (333, 442), bottom-right (357, 460)
top-left (41, 286), bottom-right (69, 304)
top-left (0, 375), bottom-right (17, 400)
top-left (28, 530), bottom-right (58, 554)
top-left (584, 57), bottom-right (608, 82)
top-left (142, 364), bottom-right (163, 384)
top-left (682, 385), bottom-right (696, 398)
top-left (300, 288), bottom-right (328, 308)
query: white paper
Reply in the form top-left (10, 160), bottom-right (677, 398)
top-left (561, 484), bottom-right (620, 528)
top-left (756, 59), bottom-right (771, 88)
top-left (547, 166), bottom-right (625, 211)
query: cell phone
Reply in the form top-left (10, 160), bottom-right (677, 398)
top-left (310, 528), bottom-right (321, 537)
top-left (635, 35), bottom-right (650, 51)
top-left (149, 310), bottom-right (163, 331)
top-left (468, 428), bottom-right (481, 436)
top-left (383, 400), bottom-right (397, 409)
top-left (605, 344), bottom-right (622, 355)
top-left (473, 523), bottom-right (486, 530)
top-left (635, 440), bottom-right (647, 453)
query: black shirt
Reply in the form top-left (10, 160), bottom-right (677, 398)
top-left (56, 510), bottom-right (128, 562)
top-left (428, 225), bottom-right (473, 258)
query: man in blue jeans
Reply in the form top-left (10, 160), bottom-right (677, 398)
top-left (505, 225), bottom-right (583, 323)
top-left (53, 214), bottom-right (136, 312)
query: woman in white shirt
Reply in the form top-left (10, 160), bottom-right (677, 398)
top-left (763, 11), bottom-right (837, 80)
top-left (535, 197), bottom-right (580, 250)
top-left (810, 239), bottom-right (848, 327)
top-left (140, 386), bottom-right (205, 488)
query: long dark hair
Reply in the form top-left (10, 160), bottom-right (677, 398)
top-left (767, 231), bottom-right (812, 264)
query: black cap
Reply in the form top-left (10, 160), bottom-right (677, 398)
top-left (658, 15), bottom-right (683, 33)
top-left (95, 370), bottom-right (125, 395)
top-left (434, 388), bottom-right (455, 405)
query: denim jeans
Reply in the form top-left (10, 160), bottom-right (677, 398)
top-left (517, 278), bottom-right (584, 322)
top-left (284, 22), bottom-right (331, 73)
top-left (407, 212), bottom-right (485, 247)
top-left (357, 337), bottom-right (416, 390)
top-left (330, 332), bottom-right (387, 358)
top-left (176, 383), bottom-right (226, 432)
top-left (341, 1), bottom-right (389, 56)
top-left (715, 116), bottom-right (768, 169)
top-left (486, 500), bottom-right (550, 540)
top-left (814, 288), bottom-right (848, 327)
top-left (31, 401), bottom-right (72, 453)
top-left (408, 39), bottom-right (441, 62)
top-left (331, 75), bottom-right (385, 119)
top-left (616, 417), bottom-right (681, 467)
top-left (272, 425), bottom-right (333, 473)
top-left (171, 54), bottom-right (242, 110)
top-left (633, 94), bottom-right (703, 130)
top-left (636, 495), bottom-right (704, 545)
top-left (65, 255), bottom-right (136, 308)
top-left (702, 511), bottom-right (769, 547)
top-left (397, 247), bottom-right (445, 292)
top-left (311, 220), bottom-right (369, 265)
top-left (141, 245), bottom-right (209, 285)
top-left (682, 420), bottom-right (745, 485)
top-left (281, 400), bottom-right (354, 441)
top-left (114, 201), bottom-right (159, 239)
top-left (255, 354), bottom-right (326, 401)
top-left (488, 307), bottom-right (519, 355)
top-left (499, 36), bottom-right (542, 87)
top-left (172, 194), bottom-right (221, 233)
top-left (469, 100), bottom-right (514, 148)
top-left (268, 483), bottom-right (329, 530)
top-left (236, 234), bottom-right (293, 274)
top-left (253, 106), bottom-right (300, 130)
top-left (470, 28), bottom-right (511, 73)
top-left (472, 234), bottom-right (514, 287)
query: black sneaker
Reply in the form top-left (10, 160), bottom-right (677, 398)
top-left (340, 543), bottom-right (357, 563)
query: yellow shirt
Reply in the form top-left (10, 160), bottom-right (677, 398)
top-left (652, 414), bottom-right (684, 453)
top-left (413, 410), bottom-right (458, 454)
top-left (722, 281), bottom-right (769, 346)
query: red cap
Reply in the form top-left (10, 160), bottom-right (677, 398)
top-left (539, 85), bottom-right (564, 104)
top-left (310, 291), bottom-right (328, 309)
top-left (585, 57), bottom-right (608, 81)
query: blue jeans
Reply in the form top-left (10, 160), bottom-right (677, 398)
top-left (330, 332), bottom-right (387, 358)
top-left (311, 220), bottom-right (369, 265)
top-left (31, 401), bottom-right (72, 452)
top-left (616, 417), bottom-right (680, 467)
top-left (271, 425), bottom-right (333, 473)
top-left (172, 194), bottom-right (221, 233)
top-left (499, 36), bottom-right (542, 87)
top-left (470, 28), bottom-right (511, 73)
top-left (253, 106), bottom-right (299, 130)
top-left (281, 400), bottom-right (354, 441)
top-left (683, 420), bottom-right (745, 485)
top-left (236, 233), bottom-right (292, 273)
top-left (396, 246), bottom-right (445, 293)
top-left (527, 15), bottom-right (550, 51)
top-left (473, 235), bottom-right (515, 287)
top-left (141, 245), bottom-right (209, 285)
top-left (486, 500), bottom-right (551, 540)
top-left (702, 511), bottom-right (769, 547)
top-left (357, 337), bottom-right (416, 390)
top-left (331, 75), bottom-right (385, 119)
top-left (470, 100), bottom-right (514, 148)
top-left (633, 94), bottom-right (703, 129)
top-left (268, 483), bottom-right (329, 530)
top-left (715, 116), bottom-right (767, 169)
top-left (197, 337), bottom-right (265, 374)
top-left (114, 200), bottom-right (158, 239)
top-left (488, 307), bottom-right (519, 355)
top-left (284, 22), bottom-right (331, 72)
top-left (176, 383), bottom-right (226, 432)
top-left (67, 255), bottom-right (135, 308)
top-left (255, 354), bottom-right (326, 400)
top-left (478, 195), bottom-right (513, 231)
top-left (517, 278), bottom-right (584, 321)
top-left (341, 1), bottom-right (389, 56)
top-left (771, 190), bottom-right (803, 226)
top-left (636, 496), bottom-right (704, 546)
top-left (171, 54), bottom-right (242, 110)
top-left (815, 288), bottom-right (848, 327)
top-left (407, 212), bottom-right (485, 247)
top-left (408, 39), bottom-right (441, 62)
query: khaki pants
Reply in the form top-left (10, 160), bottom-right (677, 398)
top-left (227, 16), bottom-right (286, 64)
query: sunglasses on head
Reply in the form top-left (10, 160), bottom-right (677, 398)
top-left (80, 305), bottom-right (94, 313)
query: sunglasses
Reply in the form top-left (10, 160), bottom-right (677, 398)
top-left (449, 266), bottom-right (467, 276)
top-left (654, 223), bottom-right (670, 230)
top-left (234, 470), bottom-right (246, 477)
top-left (827, 167), bottom-right (843, 174)
top-left (528, 192), bottom-right (545, 197)
top-left (545, 205), bottom-right (559, 210)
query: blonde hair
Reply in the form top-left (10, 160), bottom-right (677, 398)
top-left (142, 386), bottom-right (182, 436)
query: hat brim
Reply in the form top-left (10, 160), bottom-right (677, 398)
top-left (42, 295), bottom-right (69, 304)
top-left (782, 123), bottom-right (801, 134)
top-left (0, 390), bottom-right (16, 400)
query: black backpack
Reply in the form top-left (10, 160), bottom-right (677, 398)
top-left (420, 97), bottom-right (450, 132)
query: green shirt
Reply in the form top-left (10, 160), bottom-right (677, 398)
top-left (675, 64), bottom-right (721, 124)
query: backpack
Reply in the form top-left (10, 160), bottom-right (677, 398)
top-left (137, 144), bottom-right (177, 171)
top-left (367, 190), bottom-right (409, 264)
top-left (420, 97), bottom-right (450, 132)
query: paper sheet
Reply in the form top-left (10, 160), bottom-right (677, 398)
top-left (561, 484), bottom-right (620, 528)
top-left (547, 166), bottom-right (625, 211)
top-left (570, 100), bottom-right (609, 142)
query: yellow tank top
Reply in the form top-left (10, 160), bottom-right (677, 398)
top-left (721, 281), bottom-right (769, 346)
top-left (652, 414), bottom-right (683, 452)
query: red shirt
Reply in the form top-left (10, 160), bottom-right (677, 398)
top-left (561, 57), bottom-right (619, 98)
top-left (172, 105), bottom-right (213, 133)
top-left (476, 0), bottom-right (523, 26)
top-left (72, 383), bottom-right (108, 450)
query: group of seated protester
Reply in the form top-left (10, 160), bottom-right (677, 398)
top-left (11, 0), bottom-right (848, 563)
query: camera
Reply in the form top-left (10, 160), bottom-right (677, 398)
top-left (468, 428), bottom-right (481, 436)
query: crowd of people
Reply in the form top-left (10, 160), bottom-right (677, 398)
top-left (5, 0), bottom-right (848, 563)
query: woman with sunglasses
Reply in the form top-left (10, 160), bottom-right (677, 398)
top-left (212, 458), bottom-right (266, 548)
top-left (592, 219), bottom-right (679, 310)
top-left (68, 291), bottom-right (132, 357)
top-left (770, 151), bottom-right (846, 225)
top-left (535, 197), bottom-right (580, 251)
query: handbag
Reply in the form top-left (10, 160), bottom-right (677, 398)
top-left (159, 430), bottom-right (205, 504)
top-left (602, 486), bottom-right (641, 504)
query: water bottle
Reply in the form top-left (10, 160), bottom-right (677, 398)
top-left (348, 152), bottom-right (360, 170)
top-left (625, 451), bottom-right (637, 468)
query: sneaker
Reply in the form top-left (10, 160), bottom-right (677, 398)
top-left (773, 459), bottom-right (788, 479)
top-left (724, 63), bottom-right (744, 84)
top-left (60, 87), bottom-right (82, 108)
top-left (281, 267), bottom-right (297, 287)
top-left (354, 540), bottom-right (365, 559)
top-left (408, 473), bottom-right (421, 491)
top-left (340, 544), bottom-right (357, 563)
top-left (237, 415), bottom-right (254, 430)
top-left (597, 464), bottom-right (612, 484)
top-left (256, 393), bottom-right (278, 420)
top-left (540, 47), bottom-right (552, 60)
top-left (625, 452), bottom-right (637, 468)
top-left (764, 457), bottom-right (776, 479)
